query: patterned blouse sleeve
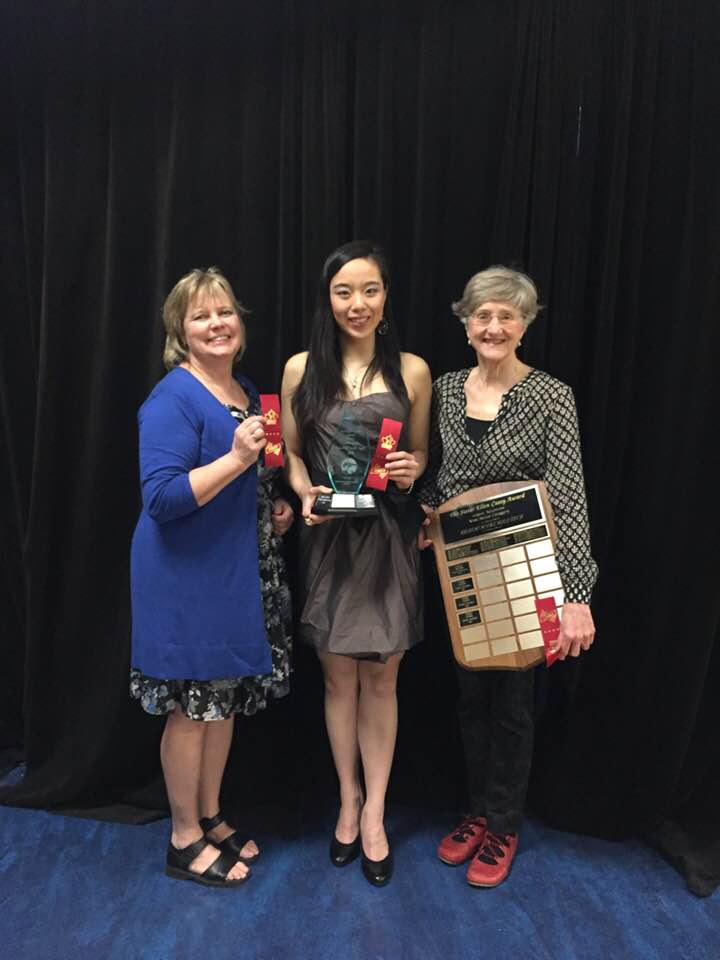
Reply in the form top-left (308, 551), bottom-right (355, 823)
top-left (416, 378), bottom-right (444, 508)
top-left (544, 385), bottom-right (598, 604)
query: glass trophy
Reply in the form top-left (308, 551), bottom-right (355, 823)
top-left (312, 406), bottom-right (378, 516)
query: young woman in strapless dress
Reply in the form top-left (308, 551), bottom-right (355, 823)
top-left (281, 240), bottom-right (431, 886)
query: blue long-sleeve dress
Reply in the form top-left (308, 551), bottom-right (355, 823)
top-left (129, 367), bottom-right (291, 720)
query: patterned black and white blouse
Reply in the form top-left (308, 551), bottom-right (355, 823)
top-left (417, 368), bottom-right (598, 605)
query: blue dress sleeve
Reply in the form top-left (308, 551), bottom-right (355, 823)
top-left (237, 374), bottom-right (259, 404)
top-left (138, 391), bottom-right (201, 523)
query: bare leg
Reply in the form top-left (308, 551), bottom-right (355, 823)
top-left (161, 708), bottom-right (247, 880)
top-left (199, 716), bottom-right (258, 860)
top-left (357, 653), bottom-right (404, 860)
top-left (318, 652), bottom-right (363, 843)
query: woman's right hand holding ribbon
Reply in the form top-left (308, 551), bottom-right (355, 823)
top-left (231, 415), bottom-right (267, 468)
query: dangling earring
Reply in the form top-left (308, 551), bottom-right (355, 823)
top-left (467, 338), bottom-right (472, 346)
top-left (377, 316), bottom-right (389, 335)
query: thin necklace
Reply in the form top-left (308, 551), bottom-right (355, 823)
top-left (185, 361), bottom-right (239, 406)
top-left (344, 362), bottom-right (371, 396)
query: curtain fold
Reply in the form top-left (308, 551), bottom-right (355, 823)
top-left (1, 0), bottom-right (718, 894)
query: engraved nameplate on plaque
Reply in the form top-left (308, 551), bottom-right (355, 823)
top-left (428, 481), bottom-right (564, 670)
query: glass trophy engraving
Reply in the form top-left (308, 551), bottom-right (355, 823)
top-left (313, 406), bottom-right (378, 516)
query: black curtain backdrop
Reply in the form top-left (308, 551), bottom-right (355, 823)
top-left (1, 0), bottom-right (719, 895)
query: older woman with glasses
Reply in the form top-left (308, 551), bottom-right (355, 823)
top-left (418, 265), bottom-right (597, 887)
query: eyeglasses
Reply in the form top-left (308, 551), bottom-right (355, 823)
top-left (468, 310), bottom-right (523, 326)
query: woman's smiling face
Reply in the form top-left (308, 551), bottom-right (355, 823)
top-left (182, 289), bottom-right (244, 365)
top-left (466, 300), bottom-right (526, 363)
top-left (329, 257), bottom-right (387, 341)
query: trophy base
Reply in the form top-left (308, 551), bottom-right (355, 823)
top-left (313, 492), bottom-right (378, 516)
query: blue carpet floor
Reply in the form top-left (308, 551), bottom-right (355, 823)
top-left (1, 778), bottom-right (718, 959)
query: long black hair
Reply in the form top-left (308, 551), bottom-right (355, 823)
top-left (292, 240), bottom-right (408, 443)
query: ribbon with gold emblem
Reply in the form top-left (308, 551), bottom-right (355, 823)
top-left (259, 394), bottom-right (284, 467)
top-left (535, 596), bottom-right (560, 666)
top-left (365, 418), bottom-right (403, 491)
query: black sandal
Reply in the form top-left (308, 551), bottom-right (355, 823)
top-left (199, 812), bottom-right (260, 865)
top-left (165, 838), bottom-right (250, 887)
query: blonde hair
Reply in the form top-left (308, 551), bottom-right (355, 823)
top-left (452, 265), bottom-right (541, 328)
top-left (162, 267), bottom-right (249, 370)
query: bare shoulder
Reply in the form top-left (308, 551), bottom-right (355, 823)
top-left (400, 352), bottom-right (432, 390)
top-left (400, 353), bottom-right (430, 381)
top-left (282, 351), bottom-right (309, 389)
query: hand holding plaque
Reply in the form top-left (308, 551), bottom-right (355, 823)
top-left (428, 481), bottom-right (566, 671)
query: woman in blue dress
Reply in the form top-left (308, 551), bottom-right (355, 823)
top-left (130, 267), bottom-right (292, 887)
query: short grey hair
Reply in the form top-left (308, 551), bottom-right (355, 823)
top-left (451, 265), bottom-right (541, 328)
top-left (162, 266), bottom-right (249, 370)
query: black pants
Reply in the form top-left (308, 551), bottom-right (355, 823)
top-left (455, 664), bottom-right (535, 835)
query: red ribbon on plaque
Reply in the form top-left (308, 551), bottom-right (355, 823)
top-left (365, 418), bottom-right (403, 491)
top-left (535, 596), bottom-right (560, 667)
top-left (259, 394), bottom-right (284, 467)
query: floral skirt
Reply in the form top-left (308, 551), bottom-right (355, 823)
top-left (129, 612), bottom-right (291, 721)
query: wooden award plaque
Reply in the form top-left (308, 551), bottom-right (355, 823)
top-left (428, 481), bottom-right (564, 670)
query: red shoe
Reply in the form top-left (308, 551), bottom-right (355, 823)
top-left (466, 831), bottom-right (518, 887)
top-left (437, 816), bottom-right (487, 865)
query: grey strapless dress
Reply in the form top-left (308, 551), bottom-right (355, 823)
top-left (299, 392), bottom-right (424, 659)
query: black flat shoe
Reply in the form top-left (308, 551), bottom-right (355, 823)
top-left (330, 833), bottom-right (360, 867)
top-left (361, 845), bottom-right (393, 887)
top-left (199, 812), bottom-right (259, 865)
top-left (165, 839), bottom-right (250, 888)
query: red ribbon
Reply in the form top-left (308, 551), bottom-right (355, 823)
top-left (535, 596), bottom-right (560, 667)
top-left (259, 394), bottom-right (283, 467)
top-left (365, 418), bottom-right (403, 491)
